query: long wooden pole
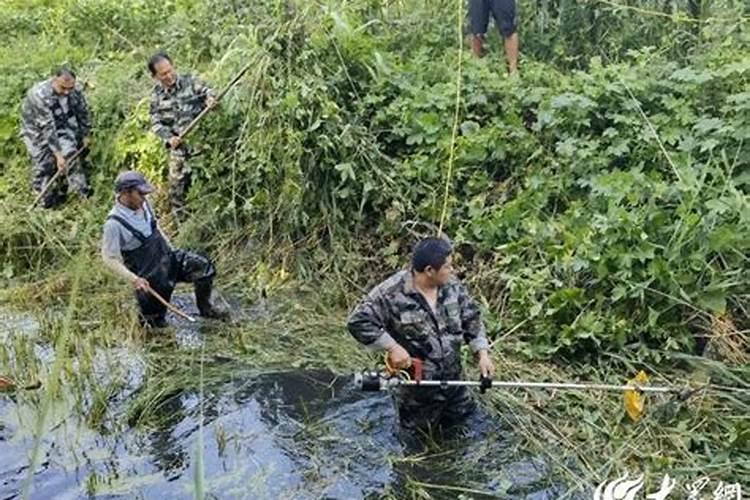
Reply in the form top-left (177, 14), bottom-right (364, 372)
top-left (28, 146), bottom-right (87, 211)
top-left (145, 285), bottom-right (197, 323)
top-left (177, 62), bottom-right (254, 141)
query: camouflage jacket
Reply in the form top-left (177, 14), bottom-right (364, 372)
top-left (347, 270), bottom-right (490, 379)
top-left (20, 79), bottom-right (91, 153)
top-left (149, 73), bottom-right (215, 145)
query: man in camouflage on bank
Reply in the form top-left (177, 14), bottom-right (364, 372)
top-left (347, 237), bottom-right (495, 444)
top-left (21, 67), bottom-right (92, 208)
top-left (148, 52), bottom-right (217, 219)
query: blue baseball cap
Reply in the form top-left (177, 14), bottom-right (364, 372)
top-left (114, 171), bottom-right (155, 194)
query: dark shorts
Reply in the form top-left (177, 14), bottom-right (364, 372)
top-left (469, 0), bottom-right (517, 38)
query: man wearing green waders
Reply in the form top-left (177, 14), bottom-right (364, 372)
top-left (347, 237), bottom-right (495, 443)
top-left (101, 171), bottom-right (227, 328)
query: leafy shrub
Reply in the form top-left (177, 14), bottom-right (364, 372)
top-left (1, 0), bottom-right (747, 357)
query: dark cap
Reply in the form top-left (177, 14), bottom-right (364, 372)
top-left (114, 171), bottom-right (155, 194)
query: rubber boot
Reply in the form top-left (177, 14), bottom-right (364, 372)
top-left (471, 35), bottom-right (483, 58)
top-left (194, 280), bottom-right (230, 321)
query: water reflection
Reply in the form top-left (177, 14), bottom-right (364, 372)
top-left (1, 318), bottom-right (569, 499)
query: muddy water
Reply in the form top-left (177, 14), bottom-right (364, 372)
top-left (0, 306), bottom-right (570, 499)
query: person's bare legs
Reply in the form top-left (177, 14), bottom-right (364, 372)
top-left (471, 34), bottom-right (484, 58)
top-left (504, 32), bottom-right (519, 75)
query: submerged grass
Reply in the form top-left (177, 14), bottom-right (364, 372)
top-left (19, 255), bottom-right (85, 500)
top-left (484, 342), bottom-right (749, 494)
top-left (194, 342), bottom-right (206, 500)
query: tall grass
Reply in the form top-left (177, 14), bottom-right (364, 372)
top-left (194, 343), bottom-right (206, 500)
top-left (20, 255), bottom-right (85, 499)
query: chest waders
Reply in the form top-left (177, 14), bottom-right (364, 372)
top-left (106, 214), bottom-right (176, 325)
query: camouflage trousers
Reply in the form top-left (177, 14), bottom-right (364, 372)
top-left (395, 383), bottom-right (477, 443)
top-left (26, 137), bottom-right (90, 209)
top-left (168, 147), bottom-right (192, 219)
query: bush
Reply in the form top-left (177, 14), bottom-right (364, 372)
top-left (1, 0), bottom-right (747, 358)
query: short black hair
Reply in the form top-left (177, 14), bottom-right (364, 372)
top-left (55, 67), bottom-right (76, 79)
top-left (148, 51), bottom-right (172, 75)
top-left (412, 237), bottom-right (453, 272)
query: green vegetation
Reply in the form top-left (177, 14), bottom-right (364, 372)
top-left (0, 0), bottom-right (748, 497)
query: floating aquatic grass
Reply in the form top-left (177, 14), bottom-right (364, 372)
top-left (20, 255), bottom-right (84, 499)
top-left (194, 342), bottom-right (206, 500)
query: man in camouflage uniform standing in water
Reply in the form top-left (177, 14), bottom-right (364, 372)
top-left (348, 238), bottom-right (495, 445)
top-left (148, 52), bottom-right (216, 219)
top-left (21, 68), bottom-right (92, 208)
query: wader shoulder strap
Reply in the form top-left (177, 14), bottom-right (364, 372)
top-left (144, 202), bottom-right (158, 231)
top-left (106, 214), bottom-right (148, 243)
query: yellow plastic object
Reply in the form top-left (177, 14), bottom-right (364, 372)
top-left (624, 371), bottom-right (649, 421)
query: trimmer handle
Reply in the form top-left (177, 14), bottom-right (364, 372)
top-left (410, 358), bottom-right (424, 383)
top-left (354, 372), bottom-right (383, 391)
top-left (480, 375), bottom-right (492, 394)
